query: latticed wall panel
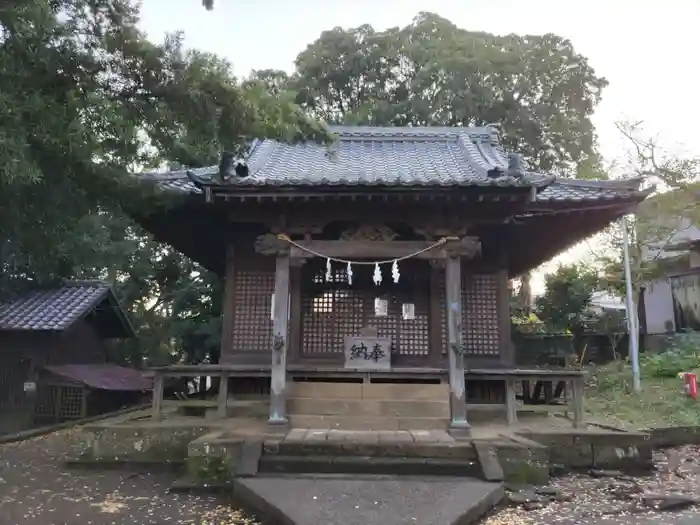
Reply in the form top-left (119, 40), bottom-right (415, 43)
top-left (300, 263), bottom-right (431, 358)
top-left (231, 270), bottom-right (275, 353)
top-left (462, 273), bottom-right (501, 356)
top-left (34, 385), bottom-right (84, 420)
top-left (0, 356), bottom-right (30, 407)
top-left (59, 386), bottom-right (84, 418)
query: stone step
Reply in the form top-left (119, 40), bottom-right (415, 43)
top-left (258, 454), bottom-right (482, 477)
top-left (287, 397), bottom-right (450, 418)
top-left (289, 414), bottom-right (449, 431)
top-left (288, 381), bottom-right (448, 401)
top-left (267, 437), bottom-right (478, 460)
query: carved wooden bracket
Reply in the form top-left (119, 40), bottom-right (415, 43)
top-left (254, 233), bottom-right (290, 256)
top-left (445, 236), bottom-right (481, 259)
top-left (415, 226), bottom-right (470, 240)
top-left (340, 224), bottom-right (397, 241)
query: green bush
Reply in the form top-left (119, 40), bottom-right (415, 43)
top-left (640, 332), bottom-right (700, 378)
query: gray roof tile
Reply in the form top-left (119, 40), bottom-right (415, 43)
top-left (535, 178), bottom-right (647, 203)
top-left (0, 281), bottom-right (112, 331)
top-left (141, 126), bottom-right (648, 203)
top-left (144, 125), bottom-right (546, 189)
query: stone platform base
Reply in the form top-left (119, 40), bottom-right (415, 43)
top-left (235, 474), bottom-right (504, 525)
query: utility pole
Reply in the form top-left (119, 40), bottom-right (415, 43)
top-left (622, 215), bottom-right (641, 393)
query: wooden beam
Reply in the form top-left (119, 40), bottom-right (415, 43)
top-left (288, 239), bottom-right (481, 260)
top-left (445, 256), bottom-right (471, 438)
top-left (269, 255), bottom-right (291, 430)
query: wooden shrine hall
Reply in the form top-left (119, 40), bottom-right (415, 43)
top-left (138, 126), bottom-right (651, 436)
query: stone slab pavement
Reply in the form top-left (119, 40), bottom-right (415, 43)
top-left (0, 428), bottom-right (260, 525)
top-left (235, 474), bottom-right (504, 525)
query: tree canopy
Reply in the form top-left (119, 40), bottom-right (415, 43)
top-left (0, 0), bottom-right (330, 364)
top-left (286, 13), bottom-right (607, 175)
top-left (536, 263), bottom-right (600, 335)
top-left (0, 0), bottom-right (328, 296)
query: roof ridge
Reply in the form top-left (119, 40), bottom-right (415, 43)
top-left (62, 279), bottom-right (111, 287)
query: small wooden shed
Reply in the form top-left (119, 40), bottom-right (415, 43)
top-left (0, 281), bottom-right (141, 433)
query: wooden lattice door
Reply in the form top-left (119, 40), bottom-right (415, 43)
top-left (300, 260), bottom-right (433, 366)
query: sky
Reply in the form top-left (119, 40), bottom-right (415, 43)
top-left (138, 0), bottom-right (699, 292)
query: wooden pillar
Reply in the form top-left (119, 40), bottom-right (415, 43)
top-left (269, 254), bottom-right (291, 429)
top-left (219, 244), bottom-right (236, 363)
top-left (288, 261), bottom-right (304, 364)
top-left (217, 371), bottom-right (229, 418)
top-left (505, 378), bottom-right (518, 425)
top-left (428, 260), bottom-right (445, 367)
top-left (571, 377), bottom-right (584, 428)
top-left (151, 373), bottom-right (163, 420)
top-left (445, 255), bottom-right (470, 438)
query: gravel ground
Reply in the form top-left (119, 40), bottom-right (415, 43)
top-left (483, 446), bottom-right (700, 525)
top-left (0, 429), bottom-right (261, 525)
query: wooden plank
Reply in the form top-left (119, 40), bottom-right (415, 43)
top-left (446, 256), bottom-right (470, 437)
top-left (152, 373), bottom-right (164, 420)
top-left (269, 255), bottom-right (290, 428)
top-left (162, 399), bottom-right (216, 407)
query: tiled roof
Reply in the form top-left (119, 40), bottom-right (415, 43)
top-left (44, 364), bottom-right (152, 391)
top-left (0, 281), bottom-right (114, 331)
top-left (534, 178), bottom-right (649, 203)
top-left (144, 126), bottom-right (549, 189)
top-left (142, 126), bottom-right (649, 203)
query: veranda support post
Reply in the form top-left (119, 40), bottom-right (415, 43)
top-left (445, 254), bottom-right (470, 438)
top-left (269, 254), bottom-right (290, 429)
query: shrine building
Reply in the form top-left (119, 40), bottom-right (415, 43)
top-left (137, 125), bottom-right (650, 436)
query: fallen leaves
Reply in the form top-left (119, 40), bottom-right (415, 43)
top-left (0, 431), bottom-right (260, 524)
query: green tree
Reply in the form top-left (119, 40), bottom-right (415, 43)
top-left (290, 12), bottom-right (607, 175)
top-left (536, 263), bottom-right (600, 336)
top-left (0, 0), bottom-right (330, 297)
top-left (0, 0), bottom-right (330, 365)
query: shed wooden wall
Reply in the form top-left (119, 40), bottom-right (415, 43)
top-left (0, 319), bottom-right (107, 433)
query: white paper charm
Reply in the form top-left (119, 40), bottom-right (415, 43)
top-left (402, 303), bottom-right (415, 320)
top-left (347, 261), bottom-right (353, 285)
top-left (325, 257), bottom-right (332, 282)
top-left (392, 260), bottom-right (400, 283)
top-left (373, 263), bottom-right (382, 285)
top-left (374, 297), bottom-right (388, 317)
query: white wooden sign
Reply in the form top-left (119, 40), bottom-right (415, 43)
top-left (344, 336), bottom-right (391, 370)
top-left (374, 298), bottom-right (388, 317)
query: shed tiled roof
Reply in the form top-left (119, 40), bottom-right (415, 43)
top-left (44, 364), bottom-right (152, 391)
top-left (0, 281), bottom-right (116, 331)
top-left (142, 126), bottom-right (648, 203)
